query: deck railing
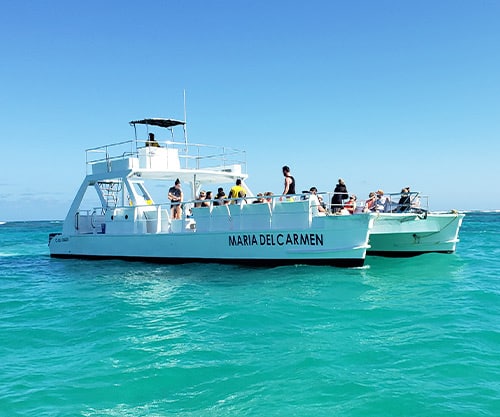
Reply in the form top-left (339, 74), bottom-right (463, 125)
top-left (85, 139), bottom-right (247, 175)
top-left (353, 192), bottom-right (429, 214)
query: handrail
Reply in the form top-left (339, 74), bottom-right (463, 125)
top-left (354, 192), bottom-right (429, 213)
top-left (85, 138), bottom-right (247, 175)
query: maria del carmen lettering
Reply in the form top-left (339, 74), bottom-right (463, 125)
top-left (229, 233), bottom-right (324, 247)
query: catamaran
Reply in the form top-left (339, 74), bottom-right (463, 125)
top-left (48, 118), bottom-right (374, 267)
top-left (356, 191), bottom-right (464, 256)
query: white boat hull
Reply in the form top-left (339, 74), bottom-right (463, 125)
top-left (49, 213), bottom-right (373, 267)
top-left (368, 212), bottom-right (464, 256)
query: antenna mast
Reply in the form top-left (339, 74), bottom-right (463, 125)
top-left (183, 89), bottom-right (188, 149)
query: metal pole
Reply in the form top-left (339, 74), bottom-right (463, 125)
top-left (183, 89), bottom-right (188, 148)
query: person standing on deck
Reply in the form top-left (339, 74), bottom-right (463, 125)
top-left (331, 178), bottom-right (348, 213)
top-left (168, 178), bottom-right (183, 219)
top-left (281, 165), bottom-right (296, 200)
top-left (229, 179), bottom-right (246, 204)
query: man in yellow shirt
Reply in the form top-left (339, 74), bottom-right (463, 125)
top-left (229, 179), bottom-right (245, 203)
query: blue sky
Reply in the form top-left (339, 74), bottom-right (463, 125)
top-left (1, 0), bottom-right (499, 221)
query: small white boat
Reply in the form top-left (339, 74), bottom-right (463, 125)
top-left (49, 118), bottom-right (374, 267)
top-left (357, 192), bottom-right (464, 256)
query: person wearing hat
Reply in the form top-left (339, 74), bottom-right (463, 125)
top-left (168, 178), bottom-right (183, 219)
top-left (194, 190), bottom-right (207, 208)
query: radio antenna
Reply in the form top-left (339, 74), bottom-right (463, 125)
top-left (183, 89), bottom-right (188, 149)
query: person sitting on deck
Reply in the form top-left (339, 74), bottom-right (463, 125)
top-left (194, 190), bottom-right (207, 208)
top-left (318, 195), bottom-right (327, 211)
top-left (146, 132), bottom-right (160, 147)
top-left (203, 191), bottom-right (213, 207)
top-left (397, 187), bottom-right (411, 212)
top-left (213, 187), bottom-right (226, 206)
top-left (236, 190), bottom-right (247, 205)
top-left (309, 187), bottom-right (326, 213)
top-left (252, 193), bottom-right (265, 204)
top-left (375, 189), bottom-right (390, 212)
top-left (344, 195), bottom-right (357, 214)
top-left (363, 192), bottom-right (377, 212)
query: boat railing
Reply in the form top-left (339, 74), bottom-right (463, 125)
top-left (297, 190), bottom-right (430, 214)
top-left (74, 209), bottom-right (107, 234)
top-left (85, 139), bottom-right (247, 175)
top-left (179, 142), bottom-right (247, 172)
top-left (190, 191), bottom-right (430, 217)
top-left (74, 190), bottom-right (336, 235)
top-left (354, 192), bottom-right (429, 214)
top-left (86, 140), bottom-right (136, 174)
top-left (74, 191), bottom-right (433, 236)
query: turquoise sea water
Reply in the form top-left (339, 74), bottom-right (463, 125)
top-left (1, 212), bottom-right (499, 416)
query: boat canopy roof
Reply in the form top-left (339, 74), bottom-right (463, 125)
top-left (129, 118), bottom-right (186, 128)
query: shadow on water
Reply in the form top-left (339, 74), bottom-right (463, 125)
top-left (363, 252), bottom-right (467, 281)
top-left (41, 250), bottom-right (470, 295)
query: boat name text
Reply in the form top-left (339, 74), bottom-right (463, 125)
top-left (229, 233), bottom-right (324, 247)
